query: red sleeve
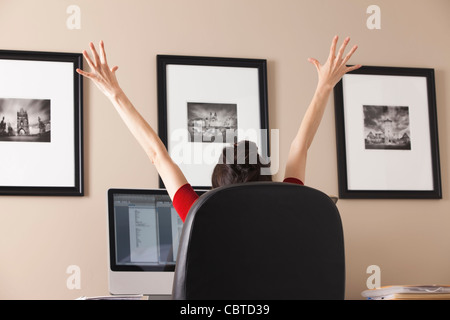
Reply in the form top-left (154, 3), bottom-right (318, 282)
top-left (172, 183), bottom-right (199, 222)
top-left (283, 177), bottom-right (304, 185)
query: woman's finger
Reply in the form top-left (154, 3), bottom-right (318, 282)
top-left (76, 68), bottom-right (96, 80)
top-left (82, 50), bottom-right (96, 70)
top-left (342, 45), bottom-right (358, 65)
top-left (308, 58), bottom-right (321, 71)
top-left (99, 40), bottom-right (108, 65)
top-left (336, 37), bottom-right (350, 61)
top-left (89, 42), bottom-right (101, 66)
top-left (328, 35), bottom-right (338, 61)
top-left (346, 64), bottom-right (362, 73)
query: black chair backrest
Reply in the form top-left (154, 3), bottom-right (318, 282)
top-left (172, 182), bottom-right (345, 300)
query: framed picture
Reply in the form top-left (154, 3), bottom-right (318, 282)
top-left (334, 66), bottom-right (441, 199)
top-left (0, 50), bottom-right (83, 196)
top-left (157, 55), bottom-right (269, 188)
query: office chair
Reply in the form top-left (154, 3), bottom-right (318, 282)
top-left (172, 182), bottom-right (345, 300)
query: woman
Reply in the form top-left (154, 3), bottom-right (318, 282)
top-left (76, 36), bottom-right (361, 221)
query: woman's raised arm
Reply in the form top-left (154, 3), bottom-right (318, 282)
top-left (77, 41), bottom-right (188, 199)
top-left (284, 36), bottom-right (361, 183)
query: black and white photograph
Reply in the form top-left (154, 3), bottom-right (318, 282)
top-left (157, 55), bottom-right (268, 188)
top-left (0, 49), bottom-right (83, 196)
top-left (187, 102), bottom-right (237, 143)
top-left (0, 98), bottom-right (51, 143)
top-left (334, 66), bottom-right (441, 199)
top-left (363, 105), bottom-right (411, 150)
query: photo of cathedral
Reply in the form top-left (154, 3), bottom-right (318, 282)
top-left (363, 105), bottom-right (411, 150)
top-left (187, 102), bottom-right (238, 143)
top-left (0, 98), bottom-right (51, 143)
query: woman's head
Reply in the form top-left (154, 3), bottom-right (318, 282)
top-left (211, 140), bottom-right (272, 188)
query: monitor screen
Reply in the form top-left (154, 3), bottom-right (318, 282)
top-left (107, 188), bottom-right (207, 295)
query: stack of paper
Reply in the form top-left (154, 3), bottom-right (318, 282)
top-left (76, 294), bottom-right (145, 300)
top-left (362, 285), bottom-right (450, 300)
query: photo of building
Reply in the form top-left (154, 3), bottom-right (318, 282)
top-left (363, 105), bottom-right (411, 150)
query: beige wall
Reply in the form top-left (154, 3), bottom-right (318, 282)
top-left (0, 0), bottom-right (448, 300)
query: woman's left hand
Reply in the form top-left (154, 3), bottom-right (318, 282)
top-left (308, 35), bottom-right (362, 90)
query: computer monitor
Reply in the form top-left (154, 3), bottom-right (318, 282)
top-left (107, 188), bottom-right (207, 296)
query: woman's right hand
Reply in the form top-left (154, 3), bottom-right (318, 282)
top-left (76, 40), bottom-right (189, 201)
top-left (76, 41), bottom-right (122, 99)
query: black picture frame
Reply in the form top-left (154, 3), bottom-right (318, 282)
top-left (0, 50), bottom-right (83, 196)
top-left (157, 55), bottom-right (269, 189)
top-left (334, 66), bottom-right (441, 199)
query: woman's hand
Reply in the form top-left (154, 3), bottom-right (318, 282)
top-left (308, 35), bottom-right (362, 90)
top-left (284, 35), bottom-right (361, 184)
top-left (76, 41), bottom-right (122, 99)
top-left (76, 40), bottom-right (189, 201)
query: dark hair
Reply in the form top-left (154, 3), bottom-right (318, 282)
top-left (211, 140), bottom-right (272, 188)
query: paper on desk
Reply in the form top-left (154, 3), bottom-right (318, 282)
top-left (76, 294), bottom-right (145, 300)
top-left (362, 285), bottom-right (450, 299)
